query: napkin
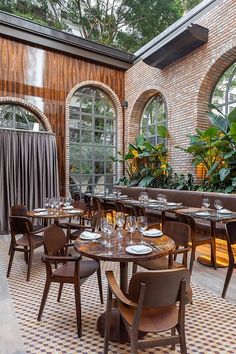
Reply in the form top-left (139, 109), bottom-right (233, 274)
top-left (35, 211), bottom-right (48, 216)
top-left (143, 229), bottom-right (163, 237)
top-left (130, 245), bottom-right (151, 253)
top-left (218, 209), bottom-right (232, 214)
top-left (80, 231), bottom-right (101, 239)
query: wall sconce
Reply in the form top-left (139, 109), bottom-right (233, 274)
top-left (196, 163), bottom-right (206, 179)
top-left (122, 100), bottom-right (128, 109)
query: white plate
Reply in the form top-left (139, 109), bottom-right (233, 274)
top-left (166, 202), bottom-right (182, 206)
top-left (126, 244), bottom-right (152, 255)
top-left (67, 210), bottom-right (80, 214)
top-left (143, 229), bottom-right (163, 237)
top-left (148, 204), bottom-right (159, 207)
top-left (119, 195), bottom-right (128, 199)
top-left (34, 212), bottom-right (48, 216)
top-left (195, 211), bottom-right (210, 216)
top-left (62, 206), bottom-right (74, 210)
top-left (80, 232), bottom-right (101, 240)
top-left (33, 208), bottom-right (46, 212)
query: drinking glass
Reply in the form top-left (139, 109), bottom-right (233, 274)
top-left (44, 197), bottom-right (50, 210)
top-left (137, 216), bottom-right (148, 244)
top-left (202, 198), bottom-right (210, 209)
top-left (126, 215), bottom-right (136, 245)
top-left (214, 199), bottom-right (223, 213)
top-left (106, 221), bottom-right (115, 255)
top-left (101, 217), bottom-right (109, 246)
top-left (116, 212), bottom-right (125, 238)
top-left (49, 197), bottom-right (56, 213)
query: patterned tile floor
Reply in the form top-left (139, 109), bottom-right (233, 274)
top-left (1, 238), bottom-right (236, 354)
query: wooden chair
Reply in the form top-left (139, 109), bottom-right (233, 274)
top-left (132, 204), bottom-right (145, 217)
top-left (222, 221), bottom-right (236, 298)
top-left (134, 221), bottom-right (191, 271)
top-left (104, 268), bottom-right (190, 354)
top-left (115, 200), bottom-right (127, 213)
top-left (7, 216), bottom-right (45, 281)
top-left (177, 213), bottom-right (216, 273)
top-left (37, 224), bottom-right (100, 337)
top-left (66, 210), bottom-right (103, 303)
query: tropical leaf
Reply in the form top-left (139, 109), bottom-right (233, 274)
top-left (124, 152), bottom-right (135, 160)
top-left (219, 167), bottom-right (231, 181)
top-left (224, 185), bottom-right (235, 193)
top-left (136, 134), bottom-right (145, 147)
top-left (138, 176), bottom-right (155, 187)
top-left (232, 177), bottom-right (236, 187)
top-left (224, 150), bottom-right (236, 159)
top-left (205, 161), bottom-right (221, 178)
top-left (208, 111), bottom-right (229, 134)
top-left (229, 122), bottom-right (236, 141)
top-left (157, 125), bottom-right (169, 138)
top-left (228, 107), bottom-right (236, 123)
top-left (202, 126), bottom-right (219, 138)
top-left (208, 103), bottom-right (225, 117)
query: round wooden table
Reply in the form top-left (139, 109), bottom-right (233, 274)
top-left (74, 230), bottom-right (175, 343)
top-left (26, 208), bottom-right (84, 225)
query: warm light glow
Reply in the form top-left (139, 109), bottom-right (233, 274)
top-left (196, 163), bottom-right (206, 179)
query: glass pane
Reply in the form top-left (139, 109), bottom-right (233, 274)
top-left (81, 130), bottom-right (93, 144)
top-left (95, 117), bottom-right (105, 131)
top-left (94, 131), bottom-right (105, 145)
top-left (69, 130), bottom-right (80, 143)
top-left (105, 133), bottom-right (115, 146)
top-left (104, 147), bottom-right (115, 160)
top-left (94, 147), bottom-right (105, 159)
top-left (81, 115), bottom-right (92, 129)
top-left (81, 97), bottom-right (92, 113)
top-left (95, 161), bottom-right (105, 174)
top-left (149, 125), bottom-right (156, 135)
top-left (106, 162), bottom-right (114, 173)
top-left (80, 161), bottom-right (93, 174)
top-left (106, 119), bottom-right (114, 132)
top-left (81, 145), bottom-right (93, 160)
top-left (94, 98), bottom-right (105, 115)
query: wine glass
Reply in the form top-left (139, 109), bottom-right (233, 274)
top-left (116, 212), bottom-right (125, 238)
top-left (214, 199), bottom-right (223, 213)
top-left (44, 197), bottom-right (50, 210)
top-left (202, 198), bottom-right (210, 209)
top-left (137, 216), bottom-right (147, 244)
top-left (126, 215), bottom-right (136, 245)
top-left (101, 216), bottom-right (109, 246)
top-left (49, 197), bottom-right (56, 213)
top-left (106, 221), bottom-right (115, 255)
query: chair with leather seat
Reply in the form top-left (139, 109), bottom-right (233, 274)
top-left (132, 204), bottom-right (145, 217)
top-left (222, 221), bottom-right (236, 298)
top-left (7, 216), bottom-right (45, 281)
top-left (177, 213), bottom-right (216, 273)
top-left (66, 210), bottom-right (103, 304)
top-left (104, 268), bottom-right (190, 354)
top-left (134, 221), bottom-right (191, 271)
top-left (37, 224), bottom-right (100, 337)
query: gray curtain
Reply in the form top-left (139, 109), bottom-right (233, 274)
top-left (0, 129), bottom-right (59, 234)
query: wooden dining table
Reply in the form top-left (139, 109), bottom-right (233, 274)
top-left (74, 230), bottom-right (175, 343)
top-left (26, 208), bottom-right (84, 225)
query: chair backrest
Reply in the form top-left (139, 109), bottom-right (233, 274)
top-left (11, 205), bottom-right (28, 216)
top-left (177, 213), bottom-right (196, 229)
top-left (43, 224), bottom-right (66, 256)
top-left (163, 221), bottom-right (190, 247)
top-left (225, 221), bottom-right (236, 262)
top-left (128, 268), bottom-right (190, 308)
top-left (92, 196), bottom-right (102, 211)
top-left (115, 201), bottom-right (126, 213)
top-left (91, 211), bottom-right (102, 231)
top-left (132, 205), bottom-right (145, 217)
top-left (9, 216), bottom-right (33, 235)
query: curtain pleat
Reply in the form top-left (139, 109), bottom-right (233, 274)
top-left (0, 129), bottom-right (59, 234)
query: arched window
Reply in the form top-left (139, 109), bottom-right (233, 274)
top-left (69, 86), bottom-right (117, 197)
top-left (212, 62), bottom-right (236, 114)
top-left (140, 95), bottom-right (167, 145)
top-left (0, 104), bottom-right (45, 131)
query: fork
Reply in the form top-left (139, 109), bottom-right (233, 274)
top-left (143, 241), bottom-right (162, 251)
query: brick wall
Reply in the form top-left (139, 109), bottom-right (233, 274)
top-left (125, 0), bottom-right (236, 175)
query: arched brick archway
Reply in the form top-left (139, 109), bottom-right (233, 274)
top-left (0, 96), bottom-right (52, 131)
top-left (65, 80), bottom-right (123, 194)
top-left (197, 43), bottom-right (236, 129)
top-left (126, 87), bottom-right (170, 150)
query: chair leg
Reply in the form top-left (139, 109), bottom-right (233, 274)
top-left (210, 240), bottom-right (217, 270)
top-left (189, 246), bottom-right (195, 274)
top-left (7, 249), bottom-right (15, 278)
top-left (26, 250), bottom-right (33, 282)
top-left (97, 262), bottom-right (103, 304)
top-left (179, 328), bottom-right (187, 354)
top-left (24, 247), bottom-right (28, 264)
top-left (222, 265), bottom-right (234, 298)
top-left (132, 263), bottom-right (138, 275)
top-left (8, 239), bottom-right (12, 255)
top-left (57, 283), bottom-right (64, 302)
top-left (171, 327), bottom-right (176, 350)
top-left (130, 332), bottom-right (138, 354)
top-left (38, 280), bottom-right (51, 321)
top-left (104, 288), bottom-right (112, 354)
top-left (74, 281), bottom-right (82, 338)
